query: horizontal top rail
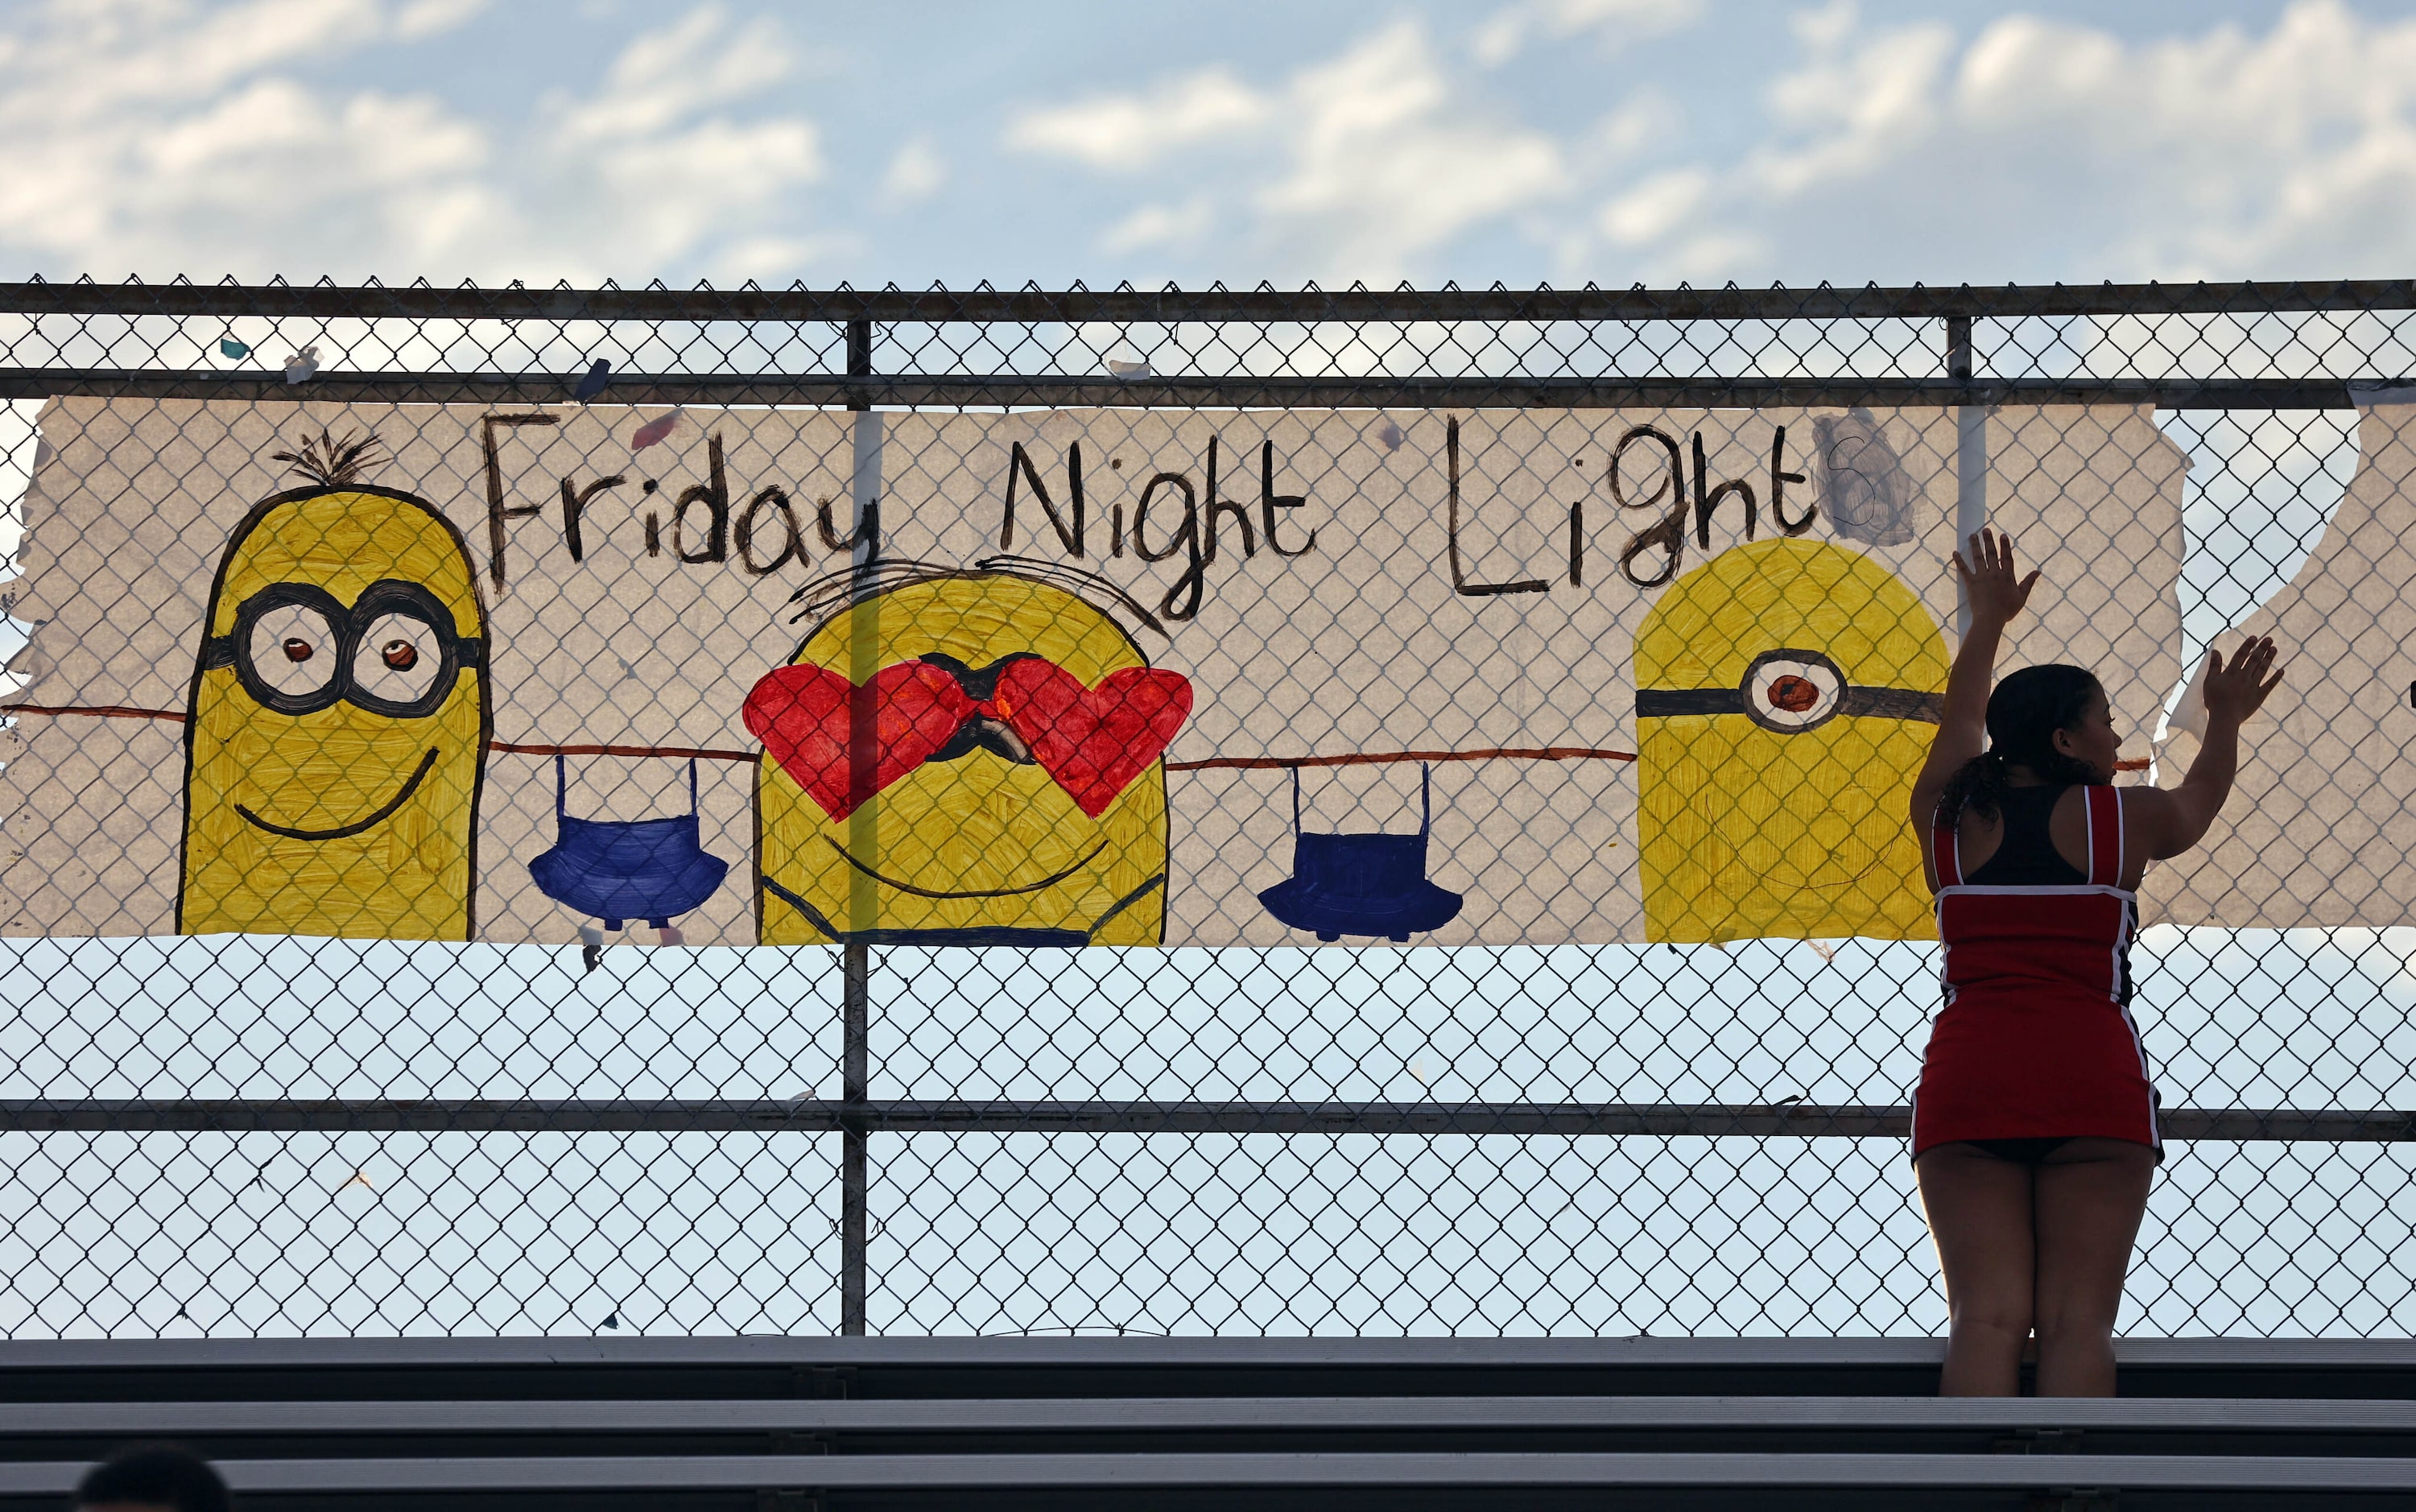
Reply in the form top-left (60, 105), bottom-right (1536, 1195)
top-left (0, 1101), bottom-right (2403, 1141)
top-left (4, 279), bottom-right (2416, 323)
top-left (0, 370), bottom-right (2381, 411)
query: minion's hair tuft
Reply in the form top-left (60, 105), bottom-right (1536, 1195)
top-left (271, 428), bottom-right (384, 489)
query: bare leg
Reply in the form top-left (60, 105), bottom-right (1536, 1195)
top-left (2031, 1138), bottom-right (2154, 1397)
top-left (1916, 1142), bottom-right (2037, 1396)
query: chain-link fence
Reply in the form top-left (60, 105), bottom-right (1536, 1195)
top-left (2, 281), bottom-right (2413, 1340)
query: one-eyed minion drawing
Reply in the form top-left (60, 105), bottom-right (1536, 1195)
top-left (746, 561), bottom-right (1191, 946)
top-left (1635, 536), bottom-right (1947, 944)
top-left (179, 431), bottom-right (489, 940)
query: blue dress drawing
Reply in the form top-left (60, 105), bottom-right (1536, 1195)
top-left (1258, 764), bottom-right (1464, 943)
top-left (528, 756), bottom-right (729, 932)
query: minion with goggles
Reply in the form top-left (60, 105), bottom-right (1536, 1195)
top-left (747, 562), bottom-right (1189, 947)
top-left (1635, 535), bottom-right (1947, 943)
top-left (180, 436), bottom-right (489, 940)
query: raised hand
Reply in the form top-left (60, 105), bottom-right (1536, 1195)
top-left (2200, 635), bottom-right (2283, 725)
top-left (1951, 528), bottom-right (2041, 630)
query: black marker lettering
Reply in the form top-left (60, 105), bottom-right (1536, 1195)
top-left (816, 493), bottom-right (875, 553)
top-left (735, 485), bottom-right (805, 575)
top-left (1133, 470), bottom-right (1204, 621)
top-left (1770, 425), bottom-right (1815, 535)
top-left (1131, 472), bottom-right (1195, 562)
top-left (1260, 441), bottom-right (1315, 557)
top-left (557, 474), bottom-right (624, 564)
top-left (1002, 440), bottom-right (1086, 556)
top-left (480, 411), bottom-right (558, 589)
top-left (674, 432), bottom-right (731, 564)
top-left (1613, 424), bottom-right (1687, 589)
top-left (1447, 418), bottom-right (1549, 597)
top-left (1693, 430), bottom-right (1757, 548)
top-left (1200, 436), bottom-right (1257, 564)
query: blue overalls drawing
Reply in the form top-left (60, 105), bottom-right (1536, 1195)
top-left (1258, 764), bottom-right (1464, 943)
top-left (528, 755), bottom-right (730, 935)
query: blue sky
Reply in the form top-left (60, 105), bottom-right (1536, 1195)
top-left (6, 0), bottom-right (2416, 287)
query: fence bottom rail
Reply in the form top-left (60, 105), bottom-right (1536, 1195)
top-left (0, 1101), bottom-right (2404, 1140)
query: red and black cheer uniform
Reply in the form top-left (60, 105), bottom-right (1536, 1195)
top-left (1912, 783), bottom-right (2161, 1161)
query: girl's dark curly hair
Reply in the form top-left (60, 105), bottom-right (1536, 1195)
top-left (1935, 663), bottom-right (2108, 825)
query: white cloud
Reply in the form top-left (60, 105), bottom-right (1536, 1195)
top-left (51, 0), bottom-right (387, 113)
top-left (1577, 0), bottom-right (2416, 284)
top-left (20, 0), bottom-right (2401, 292)
top-left (393, 0), bottom-right (487, 41)
top-left (880, 138), bottom-right (947, 206)
top-left (1010, 21), bottom-right (1569, 281)
top-left (720, 231), bottom-right (861, 282)
top-left (1472, 0), bottom-right (1708, 68)
top-left (1102, 196), bottom-right (1216, 256)
top-left (532, 10), bottom-right (823, 275)
top-left (551, 5), bottom-right (795, 147)
top-left (1599, 166), bottom-right (1708, 246)
top-left (1256, 23), bottom-right (1568, 276)
top-left (1587, 89), bottom-right (1673, 161)
top-left (1790, 0), bottom-right (1858, 54)
top-left (0, 0), bottom-right (830, 283)
top-left (1750, 14), bottom-right (1953, 196)
top-left (1004, 67), bottom-right (1268, 171)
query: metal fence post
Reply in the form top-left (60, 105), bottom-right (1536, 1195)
top-left (840, 940), bottom-right (869, 1335)
top-left (1947, 313), bottom-right (1988, 634)
top-left (840, 315), bottom-right (875, 1336)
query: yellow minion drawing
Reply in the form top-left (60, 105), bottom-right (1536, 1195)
top-left (180, 431), bottom-right (489, 940)
top-left (748, 564), bottom-right (1188, 946)
top-left (1635, 536), bottom-right (1947, 943)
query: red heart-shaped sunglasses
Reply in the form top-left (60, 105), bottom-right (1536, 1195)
top-left (744, 654), bottom-right (1194, 821)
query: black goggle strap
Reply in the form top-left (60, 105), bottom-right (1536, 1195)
top-left (1635, 686), bottom-right (1946, 722)
top-left (200, 633), bottom-right (485, 671)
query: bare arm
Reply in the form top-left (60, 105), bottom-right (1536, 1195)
top-left (2127, 636), bottom-right (2282, 860)
top-left (1908, 530), bottom-right (2038, 828)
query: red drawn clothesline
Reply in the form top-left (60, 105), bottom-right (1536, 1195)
top-left (489, 740), bottom-right (754, 761)
top-left (1167, 747), bottom-right (1638, 769)
top-left (0, 704), bottom-right (2151, 771)
top-left (0, 703), bottom-right (187, 722)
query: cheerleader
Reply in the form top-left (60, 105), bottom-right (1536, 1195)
top-left (1908, 529), bottom-right (2281, 1396)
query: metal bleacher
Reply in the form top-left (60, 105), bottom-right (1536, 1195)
top-left (2, 1336), bottom-right (2414, 1510)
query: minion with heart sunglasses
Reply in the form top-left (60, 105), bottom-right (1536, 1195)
top-left (747, 560), bottom-right (1190, 947)
top-left (180, 438), bottom-right (489, 940)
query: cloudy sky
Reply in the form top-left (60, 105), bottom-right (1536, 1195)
top-left (3, 0), bottom-right (2415, 288)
